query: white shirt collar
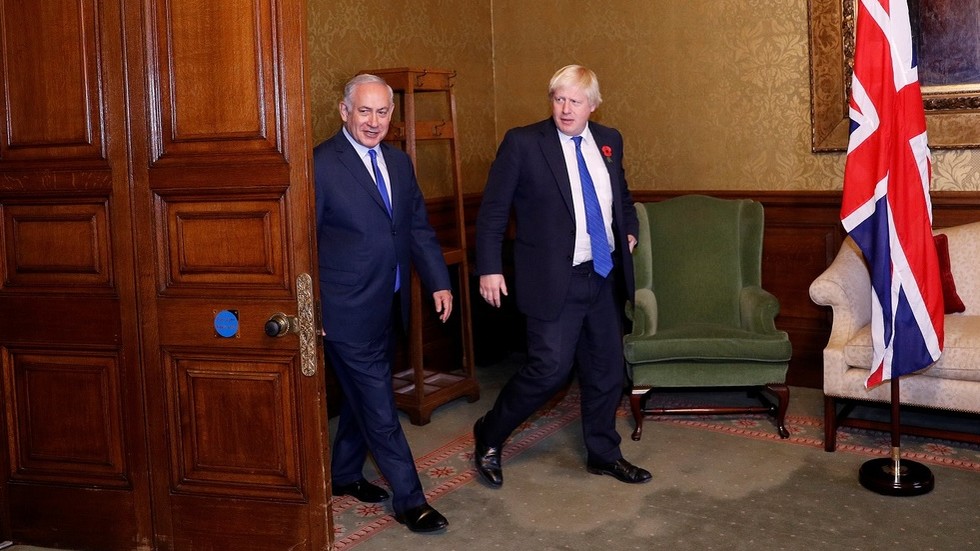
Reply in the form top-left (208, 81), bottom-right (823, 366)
top-left (557, 123), bottom-right (594, 145)
top-left (342, 126), bottom-right (380, 159)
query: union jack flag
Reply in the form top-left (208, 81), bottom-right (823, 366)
top-left (840, 0), bottom-right (944, 388)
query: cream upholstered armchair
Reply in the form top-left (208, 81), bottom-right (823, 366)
top-left (809, 221), bottom-right (980, 450)
top-left (624, 195), bottom-right (793, 441)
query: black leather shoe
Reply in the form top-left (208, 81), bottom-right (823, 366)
top-left (473, 418), bottom-right (503, 487)
top-left (332, 479), bottom-right (390, 503)
top-left (586, 458), bottom-right (652, 484)
top-left (395, 503), bottom-right (449, 533)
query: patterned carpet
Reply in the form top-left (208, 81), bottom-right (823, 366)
top-left (330, 394), bottom-right (581, 549)
top-left (330, 388), bottom-right (980, 549)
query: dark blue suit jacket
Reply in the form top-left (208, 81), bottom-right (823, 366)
top-left (313, 130), bottom-right (450, 342)
top-left (476, 118), bottom-right (638, 321)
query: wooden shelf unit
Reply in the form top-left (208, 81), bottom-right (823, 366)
top-left (364, 67), bottom-right (479, 425)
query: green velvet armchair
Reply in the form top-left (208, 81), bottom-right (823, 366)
top-left (624, 195), bottom-right (792, 441)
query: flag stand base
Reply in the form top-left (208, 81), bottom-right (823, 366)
top-left (859, 456), bottom-right (934, 496)
top-left (857, 376), bottom-right (936, 496)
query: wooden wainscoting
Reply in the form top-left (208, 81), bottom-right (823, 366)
top-left (433, 191), bottom-right (980, 389)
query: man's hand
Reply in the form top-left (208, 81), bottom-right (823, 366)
top-left (479, 274), bottom-right (508, 308)
top-left (433, 290), bottom-right (453, 323)
top-left (628, 234), bottom-right (638, 253)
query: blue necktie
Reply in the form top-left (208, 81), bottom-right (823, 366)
top-left (368, 149), bottom-right (392, 215)
top-left (572, 136), bottom-right (613, 277)
top-left (369, 149), bottom-right (399, 291)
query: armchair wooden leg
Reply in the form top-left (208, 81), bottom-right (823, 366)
top-left (765, 383), bottom-right (790, 438)
top-left (629, 388), bottom-right (648, 441)
top-left (823, 394), bottom-right (838, 452)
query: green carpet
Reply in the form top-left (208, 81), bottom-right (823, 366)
top-left (333, 386), bottom-right (980, 550)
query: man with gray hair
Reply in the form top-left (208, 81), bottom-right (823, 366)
top-left (313, 73), bottom-right (452, 533)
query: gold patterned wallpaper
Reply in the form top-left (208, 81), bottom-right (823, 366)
top-left (307, 0), bottom-right (980, 195)
top-left (306, 0), bottom-right (496, 197)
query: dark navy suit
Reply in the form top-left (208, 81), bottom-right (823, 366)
top-left (475, 118), bottom-right (638, 464)
top-left (314, 129), bottom-right (450, 515)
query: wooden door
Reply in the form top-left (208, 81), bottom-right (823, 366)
top-left (0, 1), bottom-right (331, 549)
top-left (0, 1), bottom-right (153, 548)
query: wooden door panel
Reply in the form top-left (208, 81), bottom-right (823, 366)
top-left (2, 200), bottom-right (112, 288)
top-left (166, 350), bottom-right (303, 498)
top-left (7, 484), bottom-right (144, 551)
top-left (4, 350), bottom-right (126, 485)
top-left (0, 0), bottom-right (104, 161)
top-left (155, 193), bottom-right (289, 291)
top-left (149, 0), bottom-right (282, 162)
top-left (171, 496), bottom-right (312, 551)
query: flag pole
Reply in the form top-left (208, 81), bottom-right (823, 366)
top-left (857, 376), bottom-right (934, 496)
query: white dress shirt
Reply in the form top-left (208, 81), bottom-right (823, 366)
top-left (558, 125), bottom-right (615, 266)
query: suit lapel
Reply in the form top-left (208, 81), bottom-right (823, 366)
top-left (334, 134), bottom-right (393, 218)
top-left (589, 125), bottom-right (615, 182)
top-left (589, 124), bottom-right (625, 229)
top-left (537, 120), bottom-right (575, 216)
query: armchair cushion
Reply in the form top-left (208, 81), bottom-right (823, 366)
top-left (842, 316), bottom-right (980, 383)
top-left (624, 323), bottom-right (790, 363)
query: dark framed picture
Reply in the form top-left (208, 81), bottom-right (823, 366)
top-left (914, 0), bottom-right (980, 90)
top-left (808, 0), bottom-right (980, 151)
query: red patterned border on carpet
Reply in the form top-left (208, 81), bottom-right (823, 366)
top-left (655, 413), bottom-right (980, 472)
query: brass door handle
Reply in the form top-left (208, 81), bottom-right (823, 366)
top-left (265, 312), bottom-right (297, 337)
top-left (264, 273), bottom-right (317, 376)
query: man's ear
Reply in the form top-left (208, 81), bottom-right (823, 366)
top-left (338, 102), bottom-right (349, 122)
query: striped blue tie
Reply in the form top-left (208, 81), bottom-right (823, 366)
top-left (368, 149), bottom-right (392, 215)
top-left (369, 149), bottom-right (399, 291)
top-left (572, 136), bottom-right (613, 277)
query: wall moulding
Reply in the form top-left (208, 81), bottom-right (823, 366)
top-left (808, 0), bottom-right (980, 152)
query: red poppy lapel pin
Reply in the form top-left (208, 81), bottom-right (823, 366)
top-left (601, 145), bottom-right (613, 164)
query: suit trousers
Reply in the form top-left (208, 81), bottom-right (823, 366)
top-left (479, 262), bottom-right (625, 464)
top-left (325, 296), bottom-right (425, 515)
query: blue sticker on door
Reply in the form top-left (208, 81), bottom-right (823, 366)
top-left (214, 309), bottom-right (240, 338)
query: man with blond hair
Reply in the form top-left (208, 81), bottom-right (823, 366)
top-left (473, 65), bottom-right (650, 487)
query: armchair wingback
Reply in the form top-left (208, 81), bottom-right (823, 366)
top-left (624, 195), bottom-right (793, 440)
